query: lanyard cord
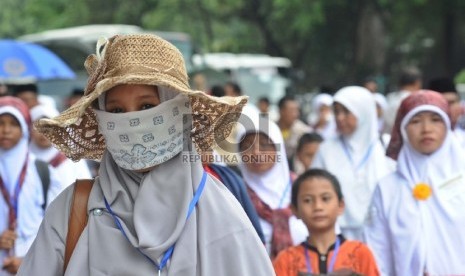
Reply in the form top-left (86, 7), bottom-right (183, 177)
top-left (340, 137), bottom-right (376, 171)
top-left (103, 171), bottom-right (207, 274)
top-left (0, 153), bottom-right (29, 229)
top-left (304, 237), bottom-right (340, 273)
top-left (277, 178), bottom-right (292, 208)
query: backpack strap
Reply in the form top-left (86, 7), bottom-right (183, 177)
top-left (35, 159), bottom-right (50, 210)
top-left (64, 179), bottom-right (93, 272)
top-left (49, 152), bottom-right (68, 168)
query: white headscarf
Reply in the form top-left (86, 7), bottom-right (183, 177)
top-left (237, 114), bottom-right (290, 209)
top-left (308, 93), bottom-right (337, 139)
top-left (313, 86), bottom-right (393, 234)
top-left (236, 113), bottom-right (308, 249)
top-left (308, 93), bottom-right (333, 126)
top-left (334, 86), bottom-right (379, 155)
top-left (30, 104), bottom-right (60, 122)
top-left (390, 104), bottom-right (465, 274)
top-left (312, 93), bottom-right (333, 112)
top-left (0, 102), bottom-right (60, 265)
top-left (398, 105), bottom-right (455, 185)
top-left (29, 104), bottom-right (60, 161)
top-left (0, 106), bottom-right (29, 194)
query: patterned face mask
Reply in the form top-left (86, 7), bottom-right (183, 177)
top-left (94, 94), bottom-right (192, 170)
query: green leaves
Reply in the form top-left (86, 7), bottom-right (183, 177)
top-left (3, 0), bottom-right (465, 89)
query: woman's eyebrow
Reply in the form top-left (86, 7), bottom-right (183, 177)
top-left (105, 99), bottom-right (119, 105)
top-left (136, 93), bottom-right (160, 101)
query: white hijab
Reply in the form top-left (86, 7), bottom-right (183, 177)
top-left (313, 86), bottom-right (393, 231)
top-left (398, 105), bottom-right (457, 184)
top-left (0, 106), bottom-right (29, 194)
top-left (334, 86), bottom-right (379, 154)
top-left (0, 105), bottom-right (55, 267)
top-left (309, 93), bottom-right (337, 139)
top-left (391, 105), bottom-right (465, 275)
top-left (237, 114), bottom-right (291, 209)
top-left (29, 104), bottom-right (60, 161)
top-left (312, 93), bottom-right (333, 112)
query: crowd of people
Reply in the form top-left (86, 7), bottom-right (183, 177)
top-left (0, 33), bottom-right (464, 275)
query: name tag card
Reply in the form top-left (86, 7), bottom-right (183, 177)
top-left (437, 173), bottom-right (465, 202)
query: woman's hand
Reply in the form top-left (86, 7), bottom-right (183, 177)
top-left (2, 256), bottom-right (22, 274)
top-left (0, 229), bottom-right (17, 250)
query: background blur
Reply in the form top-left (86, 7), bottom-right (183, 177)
top-left (2, 0), bottom-right (465, 98)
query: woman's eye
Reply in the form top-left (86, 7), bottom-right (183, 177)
top-left (141, 104), bottom-right (155, 110)
top-left (432, 116), bottom-right (443, 122)
top-left (108, 107), bottom-right (124, 113)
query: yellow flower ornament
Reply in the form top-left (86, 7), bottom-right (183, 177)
top-left (413, 183), bottom-right (432, 200)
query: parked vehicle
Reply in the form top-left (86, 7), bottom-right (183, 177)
top-left (193, 53), bottom-right (293, 120)
top-left (17, 24), bottom-right (194, 110)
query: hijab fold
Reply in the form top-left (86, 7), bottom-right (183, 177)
top-left (91, 150), bottom-right (198, 262)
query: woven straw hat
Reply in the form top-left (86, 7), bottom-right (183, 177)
top-left (35, 34), bottom-right (247, 161)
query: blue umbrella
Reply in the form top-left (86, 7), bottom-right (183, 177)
top-left (0, 39), bottom-right (75, 82)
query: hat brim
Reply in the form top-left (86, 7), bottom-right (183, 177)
top-left (35, 74), bottom-right (247, 161)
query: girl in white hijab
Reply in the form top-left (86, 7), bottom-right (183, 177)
top-left (311, 86), bottom-right (395, 241)
top-left (365, 90), bottom-right (465, 275)
top-left (0, 97), bottom-right (63, 275)
top-left (19, 34), bottom-right (274, 275)
top-left (237, 113), bottom-right (308, 258)
top-left (308, 93), bottom-right (337, 140)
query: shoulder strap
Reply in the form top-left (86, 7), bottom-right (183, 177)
top-left (49, 152), bottom-right (68, 168)
top-left (64, 179), bottom-right (93, 272)
top-left (35, 159), bottom-right (50, 210)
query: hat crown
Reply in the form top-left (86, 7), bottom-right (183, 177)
top-left (35, 34), bottom-right (248, 162)
top-left (85, 34), bottom-right (189, 95)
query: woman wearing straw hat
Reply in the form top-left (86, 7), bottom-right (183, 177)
top-left (18, 34), bottom-right (274, 275)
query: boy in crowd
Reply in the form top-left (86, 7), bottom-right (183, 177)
top-left (273, 169), bottom-right (379, 275)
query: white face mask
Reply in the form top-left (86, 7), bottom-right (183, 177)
top-left (94, 94), bottom-right (192, 170)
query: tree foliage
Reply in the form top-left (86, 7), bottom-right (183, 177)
top-left (2, 0), bottom-right (465, 91)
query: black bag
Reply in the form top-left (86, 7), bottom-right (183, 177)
top-left (34, 159), bottom-right (50, 210)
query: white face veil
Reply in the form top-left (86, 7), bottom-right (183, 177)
top-left (95, 87), bottom-right (191, 170)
